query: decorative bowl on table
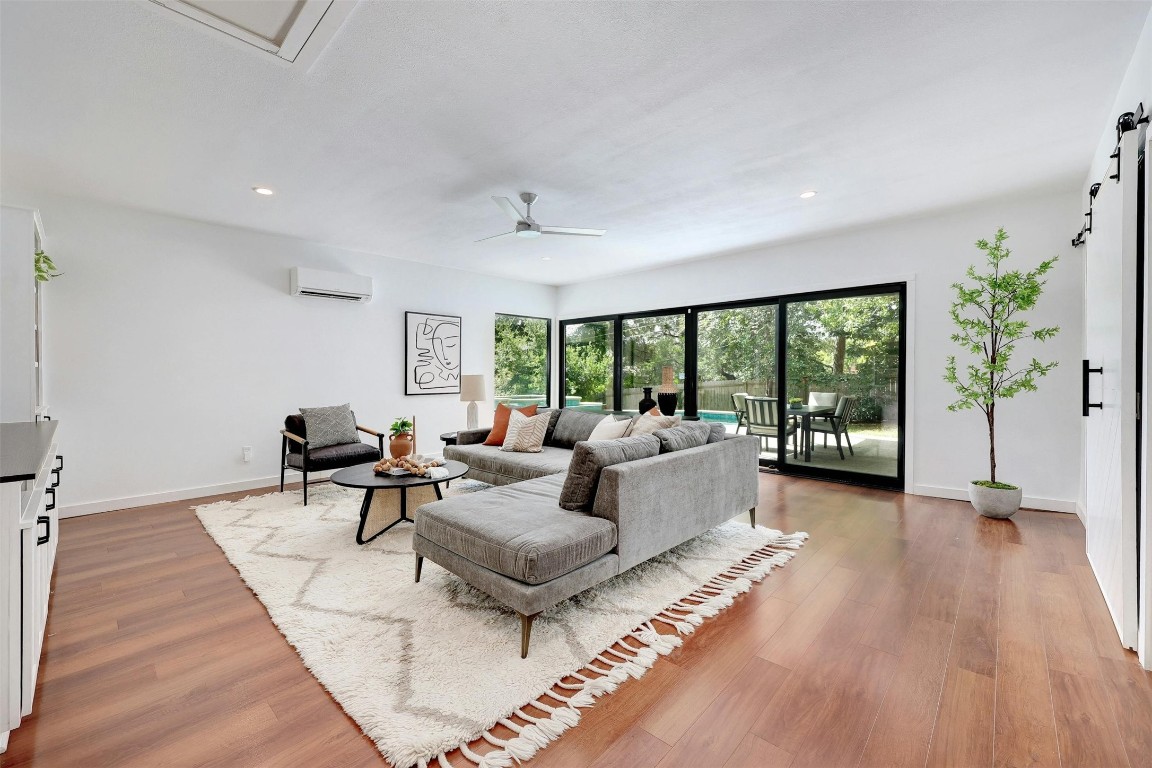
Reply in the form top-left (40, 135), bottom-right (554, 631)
top-left (373, 456), bottom-right (445, 477)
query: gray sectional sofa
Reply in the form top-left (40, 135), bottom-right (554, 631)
top-left (413, 408), bottom-right (761, 656)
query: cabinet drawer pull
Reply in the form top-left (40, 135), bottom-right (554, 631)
top-left (54, 454), bottom-right (63, 472)
top-left (51, 468), bottom-right (60, 488)
top-left (36, 515), bottom-right (50, 546)
top-left (44, 487), bottom-right (55, 512)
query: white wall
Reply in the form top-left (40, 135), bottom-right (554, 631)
top-left (558, 189), bottom-right (1084, 510)
top-left (10, 193), bottom-right (556, 515)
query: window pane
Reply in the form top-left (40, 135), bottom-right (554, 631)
top-left (785, 293), bottom-right (900, 477)
top-left (696, 304), bottom-right (779, 455)
top-left (622, 314), bottom-right (685, 414)
top-left (494, 314), bottom-right (549, 408)
top-left (564, 321), bottom-right (615, 412)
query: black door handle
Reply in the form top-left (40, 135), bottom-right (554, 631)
top-left (1083, 359), bottom-right (1103, 416)
top-left (36, 515), bottom-right (50, 546)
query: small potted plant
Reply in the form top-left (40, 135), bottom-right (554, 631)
top-left (388, 417), bottom-right (414, 459)
top-left (788, 397), bottom-right (803, 409)
top-left (945, 228), bottom-right (1059, 518)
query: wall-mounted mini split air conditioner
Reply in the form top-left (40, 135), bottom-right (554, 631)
top-left (289, 267), bottom-right (373, 303)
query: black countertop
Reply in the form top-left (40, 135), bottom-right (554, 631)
top-left (1, 421), bottom-right (58, 483)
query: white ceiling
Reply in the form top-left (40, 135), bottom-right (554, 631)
top-left (1, 1), bottom-right (1148, 286)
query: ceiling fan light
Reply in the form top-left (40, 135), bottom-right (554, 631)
top-left (516, 228), bottom-right (542, 239)
top-left (800, 190), bottom-right (818, 199)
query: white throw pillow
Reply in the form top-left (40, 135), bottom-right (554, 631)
top-left (500, 410), bottom-right (550, 453)
top-left (588, 415), bottom-right (631, 441)
top-left (627, 411), bottom-right (682, 436)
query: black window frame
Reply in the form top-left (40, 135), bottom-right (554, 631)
top-left (493, 313), bottom-right (553, 409)
top-left (558, 282), bottom-right (907, 491)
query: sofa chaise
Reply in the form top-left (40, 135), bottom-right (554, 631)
top-left (414, 409), bottom-right (761, 656)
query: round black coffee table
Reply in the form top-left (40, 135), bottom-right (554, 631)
top-left (331, 460), bottom-right (469, 545)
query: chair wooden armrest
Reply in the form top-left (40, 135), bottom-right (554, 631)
top-left (280, 429), bottom-right (307, 446)
top-left (356, 425), bottom-right (387, 455)
top-left (356, 424), bottom-right (381, 437)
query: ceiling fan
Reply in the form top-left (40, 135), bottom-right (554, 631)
top-left (476, 192), bottom-right (606, 242)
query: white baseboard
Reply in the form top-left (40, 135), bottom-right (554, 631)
top-left (912, 484), bottom-right (1077, 514)
top-left (59, 473), bottom-right (330, 518)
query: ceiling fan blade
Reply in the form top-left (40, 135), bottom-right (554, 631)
top-left (492, 196), bottom-right (527, 223)
top-left (539, 226), bottom-right (606, 237)
top-left (475, 231), bottom-right (517, 243)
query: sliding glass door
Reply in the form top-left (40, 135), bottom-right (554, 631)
top-left (780, 289), bottom-right (903, 484)
top-left (562, 320), bottom-right (615, 412)
top-left (558, 283), bottom-right (905, 490)
top-left (622, 314), bottom-right (686, 413)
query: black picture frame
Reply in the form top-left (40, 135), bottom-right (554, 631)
top-left (405, 311), bottom-right (462, 395)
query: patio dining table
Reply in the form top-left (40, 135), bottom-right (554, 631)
top-left (785, 404), bottom-right (836, 462)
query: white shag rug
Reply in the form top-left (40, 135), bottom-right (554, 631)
top-left (195, 481), bottom-right (806, 768)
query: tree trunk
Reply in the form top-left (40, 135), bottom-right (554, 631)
top-left (987, 403), bottom-right (996, 483)
top-left (834, 334), bottom-right (847, 375)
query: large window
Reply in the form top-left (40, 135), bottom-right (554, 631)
top-left (493, 314), bottom-right (551, 408)
top-left (559, 284), bottom-right (905, 490)
top-left (622, 314), bottom-right (686, 411)
top-left (563, 320), bottom-right (615, 412)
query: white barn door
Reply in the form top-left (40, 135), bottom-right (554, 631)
top-left (1084, 128), bottom-right (1141, 650)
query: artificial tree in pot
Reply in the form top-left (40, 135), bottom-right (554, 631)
top-left (944, 228), bottom-right (1059, 518)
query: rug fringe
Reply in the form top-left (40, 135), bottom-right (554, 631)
top-left (450, 529), bottom-right (807, 767)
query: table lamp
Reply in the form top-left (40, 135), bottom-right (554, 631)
top-left (460, 374), bottom-right (486, 430)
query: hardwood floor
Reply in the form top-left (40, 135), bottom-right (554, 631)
top-left (5, 474), bottom-right (1150, 767)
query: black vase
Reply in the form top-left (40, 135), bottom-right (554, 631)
top-left (657, 392), bottom-right (678, 416)
top-left (638, 387), bottom-right (656, 414)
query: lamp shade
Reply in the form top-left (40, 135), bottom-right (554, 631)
top-left (459, 374), bottom-right (486, 402)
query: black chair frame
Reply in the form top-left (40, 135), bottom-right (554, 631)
top-left (280, 424), bottom-right (385, 505)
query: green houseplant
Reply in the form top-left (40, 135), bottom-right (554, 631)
top-left (944, 228), bottom-right (1059, 517)
top-left (34, 250), bottom-right (61, 282)
top-left (388, 417), bottom-right (415, 459)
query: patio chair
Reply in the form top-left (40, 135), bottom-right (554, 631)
top-left (807, 395), bottom-right (858, 460)
top-left (731, 392), bottom-right (750, 434)
top-left (744, 396), bottom-right (797, 457)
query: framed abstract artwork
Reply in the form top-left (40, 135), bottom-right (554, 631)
top-left (405, 311), bottom-right (462, 395)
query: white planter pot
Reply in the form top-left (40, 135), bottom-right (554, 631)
top-left (967, 481), bottom-right (1022, 519)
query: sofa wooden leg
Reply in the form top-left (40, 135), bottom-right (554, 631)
top-left (415, 555), bottom-right (423, 583)
top-left (749, 507), bottom-right (757, 528)
top-left (519, 612), bottom-right (540, 659)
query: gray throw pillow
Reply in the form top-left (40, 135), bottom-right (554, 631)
top-left (299, 403), bottom-right (359, 449)
top-left (652, 422), bottom-right (712, 453)
top-left (559, 435), bottom-right (661, 511)
top-left (538, 408), bottom-right (563, 445)
top-left (549, 409), bottom-right (612, 449)
top-left (707, 422), bottom-right (727, 443)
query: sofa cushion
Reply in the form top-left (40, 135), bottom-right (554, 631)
top-left (539, 408), bottom-right (563, 444)
top-left (285, 440), bottom-right (379, 471)
top-left (415, 475), bottom-right (617, 585)
top-left (627, 411), bottom-right (681, 436)
top-left (652, 422), bottom-right (712, 453)
top-left (500, 410), bottom-right (550, 453)
top-left (444, 443), bottom-right (573, 483)
top-left (549, 409), bottom-right (610, 449)
top-left (589, 415), bottom-right (631, 440)
top-left (559, 435), bottom-right (661, 511)
top-left (299, 404), bottom-right (359, 449)
top-left (707, 422), bottom-right (727, 443)
top-left (484, 403), bottom-right (538, 446)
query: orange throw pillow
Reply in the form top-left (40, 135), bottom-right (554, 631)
top-left (483, 403), bottom-right (539, 445)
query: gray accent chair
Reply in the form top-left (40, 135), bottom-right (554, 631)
top-left (416, 426), bottom-right (761, 657)
top-left (807, 395), bottom-right (858, 459)
top-left (744, 396), bottom-right (797, 458)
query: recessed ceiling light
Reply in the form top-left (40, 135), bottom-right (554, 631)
top-left (800, 190), bottom-right (818, 199)
top-left (252, 186), bottom-right (275, 196)
top-left (541, 257), bottom-right (552, 261)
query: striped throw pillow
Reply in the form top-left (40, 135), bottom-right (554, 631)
top-left (500, 410), bottom-right (550, 453)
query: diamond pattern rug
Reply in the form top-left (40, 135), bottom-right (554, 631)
top-left (195, 482), bottom-right (805, 768)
